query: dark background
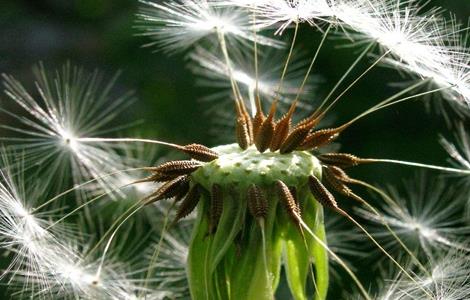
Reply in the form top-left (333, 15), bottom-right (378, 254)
top-left (0, 0), bottom-right (469, 298)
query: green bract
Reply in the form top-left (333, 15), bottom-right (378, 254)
top-left (188, 143), bottom-right (329, 300)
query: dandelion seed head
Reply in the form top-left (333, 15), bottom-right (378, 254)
top-left (1, 63), bottom-right (134, 198)
top-left (137, 0), bottom-right (281, 52)
top-left (357, 173), bottom-right (470, 258)
top-left (225, 0), bottom-right (334, 34)
top-left (380, 251), bottom-right (470, 299)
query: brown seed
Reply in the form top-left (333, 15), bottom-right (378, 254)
top-left (182, 144), bottom-right (219, 162)
top-left (236, 116), bottom-right (251, 150)
top-left (323, 167), bottom-right (352, 196)
top-left (270, 101), bottom-right (297, 151)
top-left (238, 97), bottom-right (254, 143)
top-left (323, 168), bottom-right (367, 204)
top-left (209, 184), bottom-right (224, 233)
top-left (149, 160), bottom-right (202, 177)
top-left (289, 186), bottom-right (299, 206)
top-left (252, 95), bottom-right (266, 139)
top-left (325, 165), bottom-right (353, 183)
top-left (255, 113), bottom-right (275, 153)
top-left (296, 113), bottom-right (322, 129)
top-left (308, 175), bottom-right (338, 209)
top-left (318, 153), bottom-right (362, 168)
top-left (298, 128), bottom-right (340, 150)
top-left (173, 184), bottom-right (202, 224)
top-left (144, 176), bottom-right (190, 205)
top-left (275, 180), bottom-right (301, 225)
top-left (174, 180), bottom-right (191, 202)
top-left (279, 120), bottom-right (315, 154)
top-left (247, 184), bottom-right (268, 220)
top-left (252, 111), bottom-right (266, 139)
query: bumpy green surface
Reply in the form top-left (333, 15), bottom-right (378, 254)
top-left (188, 143), bottom-right (328, 300)
top-left (192, 143), bottom-right (322, 190)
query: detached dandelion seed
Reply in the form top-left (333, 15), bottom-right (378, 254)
top-left (1, 63), bottom-right (135, 199)
top-left (357, 173), bottom-right (470, 258)
top-left (136, 0), bottom-right (282, 53)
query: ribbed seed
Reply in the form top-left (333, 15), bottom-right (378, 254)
top-left (289, 186), bottom-right (298, 206)
top-left (279, 121), bottom-right (314, 154)
top-left (174, 179), bottom-right (191, 202)
top-left (255, 114), bottom-right (275, 152)
top-left (324, 167), bottom-right (352, 196)
top-left (236, 116), bottom-right (251, 150)
top-left (308, 175), bottom-right (338, 209)
top-left (325, 165), bottom-right (353, 183)
top-left (182, 144), bottom-right (219, 162)
top-left (296, 113), bottom-right (322, 129)
top-left (275, 180), bottom-right (301, 225)
top-left (324, 168), bottom-right (367, 204)
top-left (270, 114), bottom-right (291, 151)
top-left (209, 184), bottom-right (224, 233)
top-left (145, 176), bottom-right (190, 204)
top-left (318, 153), bottom-right (362, 168)
top-left (298, 128), bottom-right (340, 150)
top-left (252, 94), bottom-right (265, 140)
top-left (173, 184), bottom-right (202, 224)
top-left (149, 160), bottom-right (201, 177)
top-left (247, 184), bottom-right (268, 220)
top-left (252, 110), bottom-right (266, 139)
top-left (270, 101), bottom-right (297, 151)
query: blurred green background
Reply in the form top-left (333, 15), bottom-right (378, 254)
top-left (0, 0), bottom-right (469, 298)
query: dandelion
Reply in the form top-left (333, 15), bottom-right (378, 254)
top-left (356, 173), bottom-right (470, 258)
top-left (238, 0), bottom-right (335, 34)
top-left (0, 63), bottom-right (134, 199)
top-left (440, 122), bottom-right (470, 174)
top-left (2, 0), bottom-right (470, 299)
top-left (230, 0), bottom-right (470, 103)
top-left (379, 250), bottom-right (470, 299)
top-left (136, 0), bottom-right (281, 53)
top-left (0, 154), bottom-right (148, 299)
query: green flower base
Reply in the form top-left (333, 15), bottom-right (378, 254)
top-left (188, 144), bottom-right (329, 300)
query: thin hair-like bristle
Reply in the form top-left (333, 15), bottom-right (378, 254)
top-left (275, 180), bottom-right (301, 225)
top-left (173, 184), bottom-right (202, 224)
top-left (145, 176), bottom-right (190, 204)
top-left (209, 184), bottom-right (224, 233)
top-left (308, 175), bottom-right (338, 209)
top-left (247, 184), bottom-right (268, 220)
top-left (182, 144), bottom-right (219, 162)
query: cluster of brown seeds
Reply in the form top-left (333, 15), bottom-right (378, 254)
top-left (138, 97), bottom-right (376, 231)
